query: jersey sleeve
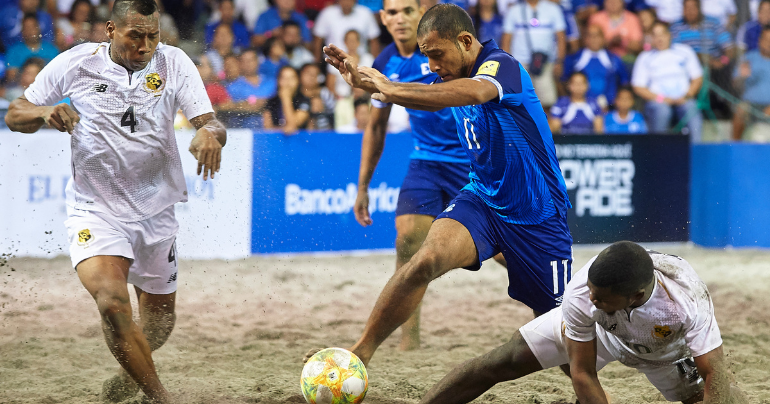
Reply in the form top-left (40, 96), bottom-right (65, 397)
top-left (23, 50), bottom-right (73, 106)
top-left (683, 285), bottom-right (723, 358)
top-left (171, 48), bottom-right (215, 121)
top-left (562, 259), bottom-right (599, 342)
top-left (472, 52), bottom-right (524, 104)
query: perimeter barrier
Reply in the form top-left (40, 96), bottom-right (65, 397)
top-left (2, 129), bottom-right (766, 258)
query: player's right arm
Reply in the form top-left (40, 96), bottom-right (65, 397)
top-left (355, 104), bottom-right (392, 226)
top-left (5, 96), bottom-right (80, 134)
top-left (565, 337), bottom-right (610, 404)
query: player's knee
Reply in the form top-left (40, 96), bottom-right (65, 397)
top-left (401, 248), bottom-right (441, 284)
top-left (395, 230), bottom-right (426, 262)
top-left (96, 295), bottom-right (132, 333)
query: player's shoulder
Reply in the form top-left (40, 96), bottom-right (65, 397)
top-left (372, 42), bottom-right (400, 71)
top-left (154, 43), bottom-right (193, 63)
top-left (670, 42), bottom-right (697, 57)
top-left (55, 42), bottom-right (108, 65)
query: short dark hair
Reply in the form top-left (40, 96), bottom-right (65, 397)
top-left (652, 20), bottom-right (670, 33)
top-left (588, 241), bottom-right (654, 296)
top-left (417, 3), bottom-right (476, 41)
top-left (22, 12), bottom-right (40, 25)
top-left (22, 57), bottom-right (46, 72)
top-left (111, 0), bottom-right (158, 26)
top-left (282, 20), bottom-right (301, 30)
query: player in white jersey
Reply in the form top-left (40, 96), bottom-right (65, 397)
top-left (4, 0), bottom-right (226, 402)
top-left (416, 241), bottom-right (748, 404)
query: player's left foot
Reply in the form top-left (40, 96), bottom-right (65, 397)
top-left (101, 372), bottom-right (140, 403)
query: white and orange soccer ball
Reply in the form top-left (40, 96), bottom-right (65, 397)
top-left (300, 348), bottom-right (368, 404)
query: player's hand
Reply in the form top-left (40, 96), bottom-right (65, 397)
top-left (189, 127), bottom-right (222, 180)
top-left (359, 66), bottom-right (393, 103)
top-left (324, 44), bottom-right (378, 94)
top-left (354, 189), bottom-right (373, 226)
top-left (43, 104), bottom-right (80, 134)
top-left (302, 348), bottom-right (323, 363)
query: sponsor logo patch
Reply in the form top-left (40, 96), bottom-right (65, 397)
top-left (77, 229), bottom-right (93, 247)
top-left (653, 325), bottom-right (672, 339)
top-left (476, 61), bottom-right (500, 76)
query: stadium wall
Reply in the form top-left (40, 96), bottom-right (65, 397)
top-left (8, 129), bottom-right (761, 259)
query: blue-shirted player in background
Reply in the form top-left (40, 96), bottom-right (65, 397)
top-left (323, 3), bottom-right (573, 367)
top-left (354, 0), bottom-right (485, 351)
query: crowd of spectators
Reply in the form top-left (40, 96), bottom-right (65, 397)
top-left (0, 0), bottom-right (769, 139)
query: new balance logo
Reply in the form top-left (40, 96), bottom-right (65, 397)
top-left (167, 272), bottom-right (177, 283)
top-left (92, 84), bottom-right (108, 92)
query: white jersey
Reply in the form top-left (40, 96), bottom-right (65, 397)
top-left (562, 251), bottom-right (722, 368)
top-left (631, 43), bottom-right (703, 100)
top-left (25, 42), bottom-right (214, 221)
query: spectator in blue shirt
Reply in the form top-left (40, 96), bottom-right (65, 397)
top-left (5, 14), bottom-right (58, 83)
top-left (224, 50), bottom-right (278, 128)
top-left (737, 0), bottom-right (770, 55)
top-left (472, 0), bottom-right (504, 44)
top-left (205, 0), bottom-right (252, 50)
top-left (562, 24), bottom-right (630, 108)
top-left (259, 36), bottom-right (289, 82)
top-left (253, 0), bottom-right (311, 49)
top-left (549, 72), bottom-right (604, 134)
top-left (0, 0), bottom-right (54, 48)
top-left (732, 28), bottom-right (770, 140)
top-left (670, 0), bottom-right (734, 67)
top-left (604, 87), bottom-right (648, 133)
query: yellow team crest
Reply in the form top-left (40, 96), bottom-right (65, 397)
top-left (653, 325), bottom-right (672, 339)
top-left (144, 73), bottom-right (164, 93)
top-left (477, 61), bottom-right (500, 76)
top-left (77, 229), bottom-right (93, 247)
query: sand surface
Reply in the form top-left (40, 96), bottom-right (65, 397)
top-left (1, 245), bottom-right (769, 403)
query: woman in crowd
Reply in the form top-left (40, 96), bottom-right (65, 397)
top-left (264, 65), bottom-right (311, 133)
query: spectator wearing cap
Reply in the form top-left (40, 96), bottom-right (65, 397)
top-left (253, 0), bottom-right (311, 49)
top-left (0, 0), bottom-right (55, 48)
top-left (588, 0), bottom-right (643, 59)
top-left (549, 72), bottom-right (604, 134)
top-left (562, 24), bottom-right (630, 108)
top-left (501, 0), bottom-right (567, 108)
top-left (632, 21), bottom-right (703, 140)
top-left (312, 0), bottom-right (381, 62)
top-left (737, 0), bottom-right (770, 56)
top-left (5, 14), bottom-right (58, 83)
top-left (732, 28), bottom-right (770, 140)
top-left (205, 0), bottom-right (252, 49)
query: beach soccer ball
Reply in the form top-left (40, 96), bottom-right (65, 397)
top-left (300, 347), bottom-right (368, 404)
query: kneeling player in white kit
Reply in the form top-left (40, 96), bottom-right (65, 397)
top-left (4, 0), bottom-right (226, 402)
top-left (418, 241), bottom-right (748, 404)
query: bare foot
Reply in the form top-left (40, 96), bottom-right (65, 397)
top-left (101, 371), bottom-right (140, 403)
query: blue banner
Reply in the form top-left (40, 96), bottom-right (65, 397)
top-left (251, 131), bottom-right (412, 254)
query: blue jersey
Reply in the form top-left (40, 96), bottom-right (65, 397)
top-left (562, 49), bottom-right (629, 105)
top-left (448, 40), bottom-right (571, 225)
top-left (550, 96), bottom-right (603, 135)
top-left (605, 110), bottom-right (648, 134)
top-left (372, 43), bottom-right (468, 163)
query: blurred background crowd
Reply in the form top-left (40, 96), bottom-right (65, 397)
top-left (0, 0), bottom-right (768, 140)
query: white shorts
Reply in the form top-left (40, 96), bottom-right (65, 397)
top-left (520, 309), bottom-right (703, 402)
top-left (65, 205), bottom-right (179, 294)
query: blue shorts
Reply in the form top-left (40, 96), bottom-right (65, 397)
top-left (436, 190), bottom-right (573, 313)
top-left (395, 159), bottom-right (469, 217)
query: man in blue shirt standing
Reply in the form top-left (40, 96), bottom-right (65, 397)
top-left (353, 0), bottom-right (490, 352)
top-left (323, 3), bottom-right (572, 366)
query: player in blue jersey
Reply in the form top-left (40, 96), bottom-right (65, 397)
top-left (323, 3), bottom-right (573, 367)
top-left (353, 0), bottom-right (489, 351)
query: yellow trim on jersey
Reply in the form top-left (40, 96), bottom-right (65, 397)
top-left (91, 44), bottom-right (106, 55)
top-left (477, 61), bottom-right (500, 76)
